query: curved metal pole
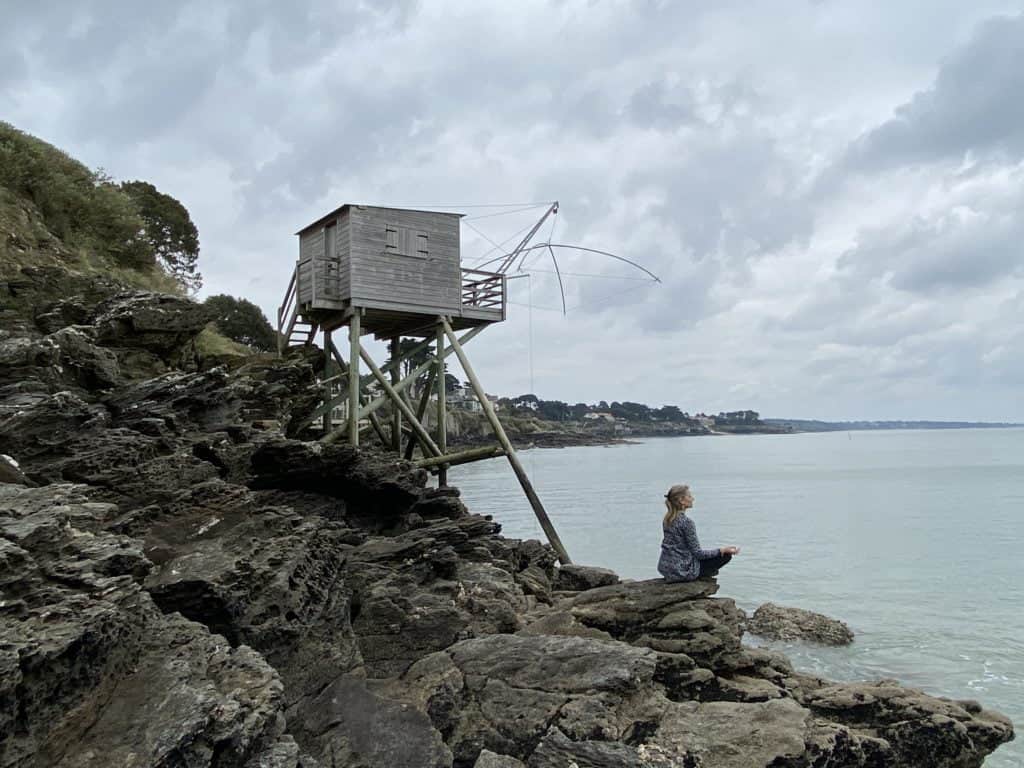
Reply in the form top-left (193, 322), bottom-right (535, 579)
top-left (547, 244), bottom-right (566, 315)
top-left (475, 243), bottom-right (662, 284)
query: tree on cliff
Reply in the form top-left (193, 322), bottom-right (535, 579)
top-left (204, 294), bottom-right (277, 351)
top-left (654, 405), bottom-right (687, 423)
top-left (538, 399), bottom-right (571, 421)
top-left (120, 181), bottom-right (202, 292)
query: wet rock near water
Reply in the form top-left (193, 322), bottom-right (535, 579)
top-left (0, 284), bottom-right (1015, 767)
top-left (746, 601), bottom-right (855, 646)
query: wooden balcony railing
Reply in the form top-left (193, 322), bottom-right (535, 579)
top-left (461, 268), bottom-right (505, 314)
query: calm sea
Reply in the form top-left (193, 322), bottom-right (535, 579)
top-left (449, 428), bottom-right (1024, 767)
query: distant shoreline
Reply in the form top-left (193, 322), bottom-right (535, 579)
top-left (446, 417), bottom-right (1023, 453)
top-left (764, 419), bottom-right (1024, 433)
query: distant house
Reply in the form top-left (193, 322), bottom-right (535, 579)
top-left (448, 391), bottom-right (483, 412)
top-left (584, 412), bottom-right (615, 422)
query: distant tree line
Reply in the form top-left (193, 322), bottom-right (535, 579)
top-left (484, 392), bottom-right (761, 426)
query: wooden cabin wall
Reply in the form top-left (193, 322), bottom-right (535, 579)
top-left (332, 210), bottom-right (351, 300)
top-left (348, 207), bottom-right (461, 314)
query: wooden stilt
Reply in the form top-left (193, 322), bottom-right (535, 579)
top-left (322, 329), bottom-right (332, 433)
top-left (348, 311), bottom-right (361, 446)
top-left (436, 322), bottom-right (448, 487)
top-left (390, 337), bottom-right (402, 452)
top-left (439, 317), bottom-right (572, 565)
top-left (358, 343), bottom-right (442, 457)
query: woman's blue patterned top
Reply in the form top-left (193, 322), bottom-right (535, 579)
top-left (657, 513), bottom-right (719, 582)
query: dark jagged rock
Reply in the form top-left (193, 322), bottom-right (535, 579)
top-left (0, 390), bottom-right (109, 465)
top-left (250, 439), bottom-right (430, 525)
top-left (2, 266), bottom-right (122, 336)
top-left (0, 454), bottom-right (35, 486)
top-left (91, 291), bottom-right (207, 363)
top-left (0, 483), bottom-right (305, 767)
top-left (33, 298), bottom-right (91, 334)
top-left (0, 335), bottom-right (60, 389)
top-left (746, 601), bottom-right (855, 646)
top-left (50, 327), bottom-right (122, 390)
top-left (799, 679), bottom-right (1014, 766)
top-left (129, 481), bottom-right (365, 710)
top-left (554, 563), bottom-right (620, 591)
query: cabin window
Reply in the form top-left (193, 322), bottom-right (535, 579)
top-left (384, 225), bottom-right (428, 258)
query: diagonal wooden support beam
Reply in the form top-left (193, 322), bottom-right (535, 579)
top-left (440, 316), bottom-right (571, 565)
top-left (355, 325), bottom-right (485, 423)
top-left (353, 342), bottom-right (442, 457)
top-left (296, 339), bottom-right (389, 443)
top-left (404, 368), bottom-right (437, 460)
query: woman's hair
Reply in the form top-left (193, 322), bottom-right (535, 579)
top-left (663, 484), bottom-right (690, 528)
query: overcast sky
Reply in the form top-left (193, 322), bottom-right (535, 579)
top-left (5, 1), bottom-right (1024, 420)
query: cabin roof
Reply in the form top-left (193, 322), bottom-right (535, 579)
top-left (296, 203), bottom-right (464, 235)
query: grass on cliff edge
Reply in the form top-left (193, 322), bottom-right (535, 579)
top-left (195, 324), bottom-right (254, 357)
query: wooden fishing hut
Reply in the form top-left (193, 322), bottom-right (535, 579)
top-left (278, 203), bottom-right (570, 563)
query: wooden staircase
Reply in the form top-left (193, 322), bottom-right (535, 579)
top-left (276, 265), bottom-right (319, 353)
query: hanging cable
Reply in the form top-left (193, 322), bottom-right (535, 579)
top-left (466, 221), bottom-right (541, 267)
top-left (464, 203), bottom-right (553, 221)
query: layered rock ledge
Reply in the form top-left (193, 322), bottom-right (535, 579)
top-left (0, 285), bottom-right (1016, 767)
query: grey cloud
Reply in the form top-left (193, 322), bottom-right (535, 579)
top-left (838, 201), bottom-right (1024, 294)
top-left (845, 13), bottom-right (1024, 171)
top-left (72, 49), bottom-right (223, 143)
top-left (627, 81), bottom-right (699, 128)
top-left (0, 49), bottom-right (27, 95)
top-left (224, 0), bottom-right (419, 73)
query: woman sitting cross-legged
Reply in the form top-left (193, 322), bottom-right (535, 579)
top-left (658, 484), bottom-right (740, 582)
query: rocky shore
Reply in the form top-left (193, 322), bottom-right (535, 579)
top-left (0, 277), bottom-right (1016, 766)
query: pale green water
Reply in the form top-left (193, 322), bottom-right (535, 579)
top-left (450, 428), bottom-right (1024, 766)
